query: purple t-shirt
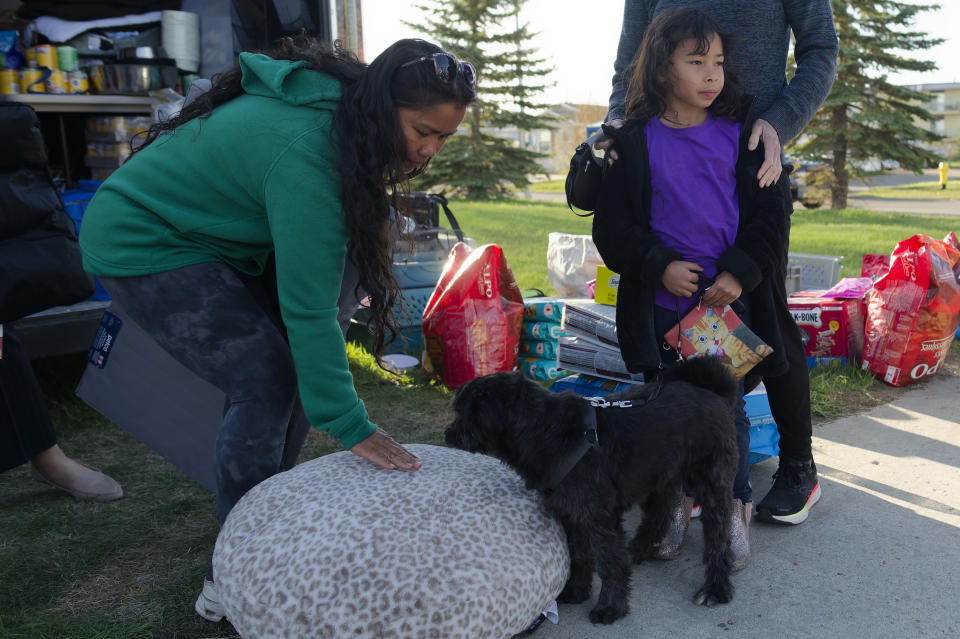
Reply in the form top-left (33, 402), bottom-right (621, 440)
top-left (646, 113), bottom-right (741, 310)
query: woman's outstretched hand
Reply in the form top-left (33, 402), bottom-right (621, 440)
top-left (350, 428), bottom-right (422, 471)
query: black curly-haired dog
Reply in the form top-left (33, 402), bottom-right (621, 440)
top-left (444, 356), bottom-right (739, 625)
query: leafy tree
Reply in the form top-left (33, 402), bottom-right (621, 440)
top-left (789, 0), bottom-right (944, 208)
top-left (407, 0), bottom-right (555, 199)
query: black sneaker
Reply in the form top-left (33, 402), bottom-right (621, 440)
top-left (755, 458), bottom-right (821, 525)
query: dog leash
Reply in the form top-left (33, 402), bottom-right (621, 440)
top-left (545, 377), bottom-right (664, 490)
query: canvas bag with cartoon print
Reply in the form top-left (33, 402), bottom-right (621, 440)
top-left (663, 300), bottom-right (774, 379)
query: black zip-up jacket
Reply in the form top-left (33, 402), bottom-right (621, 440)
top-left (592, 111), bottom-right (795, 381)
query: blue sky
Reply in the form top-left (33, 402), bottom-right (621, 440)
top-left (362, 0), bottom-right (960, 106)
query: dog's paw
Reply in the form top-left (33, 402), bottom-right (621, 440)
top-left (693, 581), bottom-right (734, 606)
top-left (557, 581), bottom-right (591, 604)
top-left (588, 601), bottom-right (629, 624)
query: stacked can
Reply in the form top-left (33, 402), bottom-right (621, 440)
top-left (68, 71), bottom-right (89, 94)
top-left (0, 69), bottom-right (19, 95)
top-left (35, 44), bottom-right (57, 70)
top-left (4, 44), bottom-right (88, 94)
top-left (45, 69), bottom-right (68, 94)
top-left (59, 46), bottom-right (89, 93)
top-left (57, 46), bottom-right (78, 72)
top-left (19, 68), bottom-right (46, 93)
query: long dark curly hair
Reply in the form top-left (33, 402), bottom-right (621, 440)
top-left (624, 7), bottom-right (744, 123)
top-left (132, 35), bottom-right (476, 364)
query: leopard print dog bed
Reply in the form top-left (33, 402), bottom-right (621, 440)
top-left (213, 444), bottom-right (569, 638)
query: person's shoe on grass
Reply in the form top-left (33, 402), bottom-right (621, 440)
top-left (195, 577), bottom-right (226, 622)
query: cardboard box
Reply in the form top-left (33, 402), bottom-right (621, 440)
top-left (594, 265), bottom-right (620, 306)
top-left (788, 294), bottom-right (864, 368)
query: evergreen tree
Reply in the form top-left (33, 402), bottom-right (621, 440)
top-left (406, 0), bottom-right (555, 199)
top-left (789, 0), bottom-right (943, 208)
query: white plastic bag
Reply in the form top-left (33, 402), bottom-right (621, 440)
top-left (546, 232), bottom-right (603, 296)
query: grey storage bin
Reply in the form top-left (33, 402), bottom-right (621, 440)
top-left (788, 253), bottom-right (842, 291)
top-left (785, 263), bottom-right (803, 295)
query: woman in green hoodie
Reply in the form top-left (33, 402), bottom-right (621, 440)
top-left (79, 36), bottom-right (476, 620)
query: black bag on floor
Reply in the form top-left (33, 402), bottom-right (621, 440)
top-left (0, 103), bottom-right (94, 323)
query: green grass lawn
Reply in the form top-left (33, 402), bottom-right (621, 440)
top-left (528, 178), bottom-right (566, 192)
top-left (858, 181), bottom-right (958, 199)
top-left (2, 201), bottom-right (959, 638)
top-left (449, 202), bottom-right (959, 288)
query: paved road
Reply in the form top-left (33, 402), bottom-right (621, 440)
top-left (524, 168), bottom-right (960, 217)
top-left (529, 372), bottom-right (960, 639)
top-left (845, 168), bottom-right (960, 216)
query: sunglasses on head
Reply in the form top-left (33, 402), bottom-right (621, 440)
top-left (399, 52), bottom-right (476, 87)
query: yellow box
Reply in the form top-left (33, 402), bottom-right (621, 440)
top-left (594, 265), bottom-right (620, 306)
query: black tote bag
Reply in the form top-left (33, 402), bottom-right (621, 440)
top-left (0, 205), bottom-right (95, 324)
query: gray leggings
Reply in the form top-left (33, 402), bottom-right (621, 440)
top-left (101, 262), bottom-right (322, 525)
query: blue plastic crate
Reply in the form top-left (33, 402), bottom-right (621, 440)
top-left (61, 183), bottom-right (110, 301)
top-left (744, 384), bottom-right (780, 464)
top-left (353, 285), bottom-right (435, 328)
top-left (346, 321), bottom-right (423, 357)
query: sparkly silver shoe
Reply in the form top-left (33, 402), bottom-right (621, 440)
top-left (654, 493), bottom-right (694, 560)
top-left (729, 500), bottom-right (752, 572)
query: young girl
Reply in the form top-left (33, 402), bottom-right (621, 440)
top-left (592, 7), bottom-right (796, 571)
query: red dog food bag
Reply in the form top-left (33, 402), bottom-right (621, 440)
top-left (861, 253), bottom-right (892, 282)
top-left (862, 234), bottom-right (960, 386)
top-left (421, 243), bottom-right (524, 389)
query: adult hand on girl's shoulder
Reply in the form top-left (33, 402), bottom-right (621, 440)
top-left (593, 118), bottom-right (625, 164)
top-left (350, 428), bottom-right (422, 471)
top-left (662, 261), bottom-right (703, 298)
top-left (748, 119), bottom-right (782, 188)
top-left (701, 272), bottom-right (742, 308)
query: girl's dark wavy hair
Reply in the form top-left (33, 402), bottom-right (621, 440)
top-left (132, 35), bottom-right (476, 365)
top-left (624, 7), bottom-right (744, 123)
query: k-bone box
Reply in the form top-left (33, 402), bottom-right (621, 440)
top-left (788, 294), bottom-right (864, 368)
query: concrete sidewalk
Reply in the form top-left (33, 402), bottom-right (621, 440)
top-left (529, 372), bottom-right (960, 638)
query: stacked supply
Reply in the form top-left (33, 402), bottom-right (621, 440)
top-left (84, 115), bottom-right (151, 181)
top-left (558, 299), bottom-right (644, 384)
top-left (519, 297), bottom-right (566, 381)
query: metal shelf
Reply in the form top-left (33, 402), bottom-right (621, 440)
top-left (0, 93), bottom-right (155, 113)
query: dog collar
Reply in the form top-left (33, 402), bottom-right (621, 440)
top-left (545, 406), bottom-right (601, 490)
top-left (544, 378), bottom-right (665, 490)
